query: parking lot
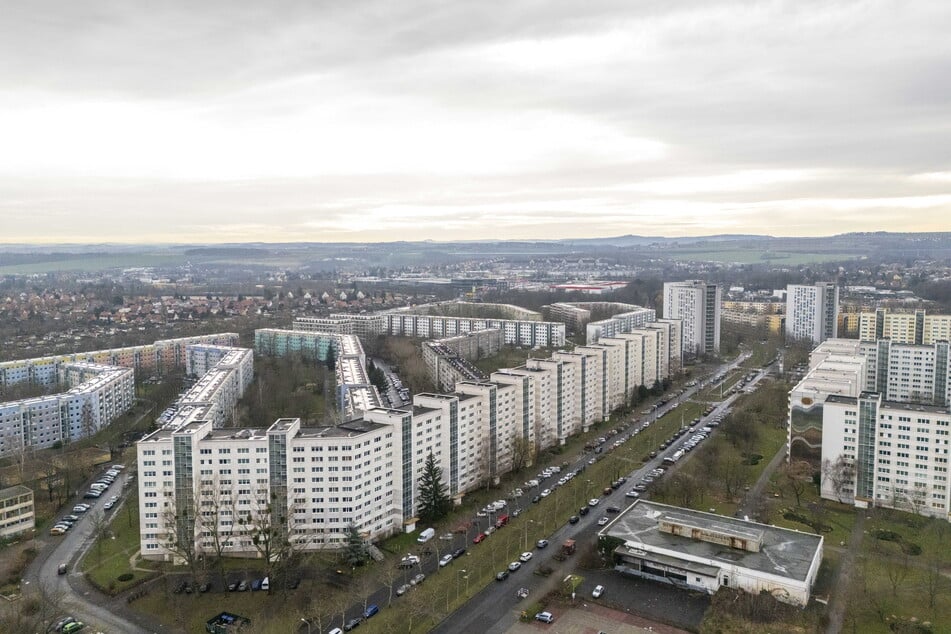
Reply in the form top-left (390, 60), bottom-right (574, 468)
top-left (505, 602), bottom-right (693, 634)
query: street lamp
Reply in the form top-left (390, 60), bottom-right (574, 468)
top-left (522, 519), bottom-right (534, 550)
top-left (300, 618), bottom-right (311, 634)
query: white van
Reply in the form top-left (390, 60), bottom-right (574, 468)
top-left (417, 527), bottom-right (435, 543)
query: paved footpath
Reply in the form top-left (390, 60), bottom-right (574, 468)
top-left (824, 512), bottom-right (865, 634)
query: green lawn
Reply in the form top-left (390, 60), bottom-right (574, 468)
top-left (80, 490), bottom-right (159, 594)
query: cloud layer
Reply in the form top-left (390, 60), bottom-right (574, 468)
top-left (1, 1), bottom-right (949, 242)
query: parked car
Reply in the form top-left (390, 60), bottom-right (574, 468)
top-left (607, 505), bottom-right (621, 514)
top-left (507, 561), bottom-right (522, 572)
top-left (396, 583), bottom-right (410, 596)
top-left (473, 532), bottom-right (486, 544)
top-left (536, 539), bottom-right (549, 549)
top-left (535, 611), bottom-right (555, 623)
top-left (588, 498), bottom-right (600, 507)
top-left (72, 504), bottom-right (90, 513)
top-left (439, 554), bottom-right (454, 567)
top-left (411, 573), bottom-right (426, 586)
top-left (519, 551), bottom-right (533, 562)
top-left (452, 547), bottom-right (466, 559)
top-left (597, 516), bottom-right (609, 526)
top-left (58, 563), bottom-right (68, 575)
top-left (61, 622), bottom-right (85, 634)
top-left (495, 570), bottom-right (510, 581)
top-left (343, 617), bottom-right (362, 631)
top-left (592, 584), bottom-right (605, 598)
top-left (237, 580), bottom-right (249, 592)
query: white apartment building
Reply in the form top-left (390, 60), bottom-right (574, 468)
top-left (383, 313), bottom-right (565, 348)
top-left (0, 363), bottom-right (134, 458)
top-left (0, 333), bottom-right (238, 458)
top-left (139, 311), bottom-right (685, 557)
top-left (137, 415), bottom-right (402, 561)
top-left (294, 314), bottom-right (386, 338)
top-left (789, 338), bottom-right (951, 521)
top-left (785, 283), bottom-right (839, 345)
top-left (821, 394), bottom-right (951, 520)
top-left (585, 306), bottom-right (658, 344)
top-left (663, 281), bottom-right (721, 356)
top-left (526, 357), bottom-right (579, 442)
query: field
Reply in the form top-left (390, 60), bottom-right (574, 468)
top-left (664, 249), bottom-right (859, 265)
top-left (0, 254), bottom-right (186, 275)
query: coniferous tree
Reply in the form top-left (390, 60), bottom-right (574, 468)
top-left (345, 524), bottom-right (369, 567)
top-left (417, 452), bottom-right (452, 522)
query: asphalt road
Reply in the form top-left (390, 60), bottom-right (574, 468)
top-left (24, 467), bottom-right (153, 634)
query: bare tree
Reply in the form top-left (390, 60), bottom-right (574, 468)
top-left (161, 488), bottom-right (201, 579)
top-left (509, 434), bottom-right (533, 473)
top-left (784, 460), bottom-right (813, 507)
top-left (718, 454), bottom-right (747, 500)
top-left (237, 488), bottom-right (311, 587)
top-left (923, 555), bottom-right (945, 610)
top-left (821, 455), bottom-right (855, 504)
top-left (195, 475), bottom-right (237, 583)
top-left (885, 549), bottom-right (911, 597)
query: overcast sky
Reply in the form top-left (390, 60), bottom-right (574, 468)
top-left (1, 1), bottom-right (950, 243)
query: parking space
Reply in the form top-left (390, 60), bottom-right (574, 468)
top-left (573, 568), bottom-right (710, 632)
top-left (505, 602), bottom-right (692, 634)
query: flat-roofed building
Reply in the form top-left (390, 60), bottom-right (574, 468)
top-left (858, 308), bottom-right (951, 345)
top-left (664, 281), bottom-right (721, 356)
top-left (0, 485), bottom-right (35, 539)
top-left (786, 283), bottom-right (839, 345)
top-left (600, 500), bottom-right (823, 607)
top-left (821, 393), bottom-right (951, 519)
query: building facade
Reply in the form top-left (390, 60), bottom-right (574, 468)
top-left (0, 485), bottom-right (35, 539)
top-left (785, 283), bottom-right (839, 344)
top-left (663, 281), bottom-right (721, 356)
top-left (858, 308), bottom-right (951, 345)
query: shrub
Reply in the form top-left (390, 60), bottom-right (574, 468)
top-left (118, 572), bottom-right (134, 582)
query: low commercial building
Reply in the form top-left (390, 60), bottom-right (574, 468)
top-left (600, 500), bottom-right (823, 607)
top-left (0, 484), bottom-right (35, 539)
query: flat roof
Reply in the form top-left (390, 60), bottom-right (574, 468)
top-left (827, 393), bottom-right (951, 414)
top-left (602, 500), bottom-right (822, 582)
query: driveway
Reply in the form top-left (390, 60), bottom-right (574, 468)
top-left (23, 469), bottom-right (155, 634)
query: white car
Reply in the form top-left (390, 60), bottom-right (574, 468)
top-left (588, 498), bottom-right (600, 507)
top-left (597, 516), bottom-right (609, 526)
top-left (507, 561), bottom-right (521, 572)
top-left (439, 554), bottom-right (454, 567)
top-left (519, 551), bottom-right (533, 562)
top-left (592, 584), bottom-right (605, 598)
top-left (540, 489), bottom-right (552, 497)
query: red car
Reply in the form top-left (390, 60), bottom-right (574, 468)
top-left (473, 532), bottom-right (487, 544)
top-left (494, 514), bottom-right (510, 529)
